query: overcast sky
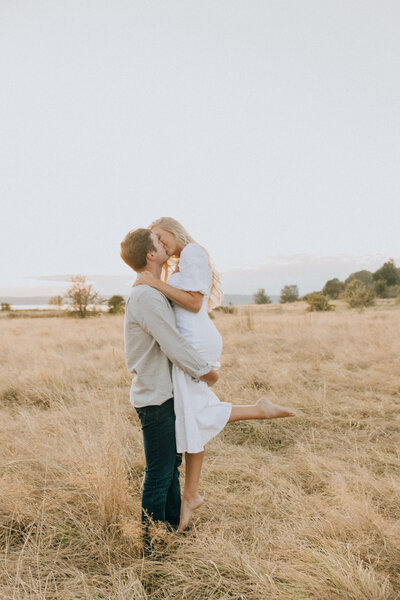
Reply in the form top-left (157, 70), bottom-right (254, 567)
top-left (1, 1), bottom-right (399, 296)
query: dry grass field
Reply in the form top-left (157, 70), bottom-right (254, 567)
top-left (0, 302), bottom-right (399, 599)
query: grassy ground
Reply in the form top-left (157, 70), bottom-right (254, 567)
top-left (0, 302), bottom-right (399, 599)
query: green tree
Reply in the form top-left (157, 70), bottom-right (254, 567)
top-left (344, 279), bottom-right (375, 308)
top-left (305, 292), bottom-right (334, 312)
top-left (373, 279), bottom-right (388, 298)
top-left (253, 288), bottom-right (271, 304)
top-left (373, 259), bottom-right (399, 286)
top-left (280, 285), bottom-right (299, 304)
top-left (322, 278), bottom-right (344, 299)
top-left (66, 275), bottom-right (99, 318)
top-left (107, 295), bottom-right (125, 314)
top-left (345, 270), bottom-right (373, 287)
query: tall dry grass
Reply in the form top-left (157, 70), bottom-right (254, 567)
top-left (0, 302), bottom-right (399, 599)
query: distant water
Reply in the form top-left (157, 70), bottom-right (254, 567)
top-left (9, 305), bottom-right (65, 310)
top-left (8, 304), bottom-right (108, 311)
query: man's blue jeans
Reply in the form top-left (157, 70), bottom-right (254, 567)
top-left (135, 398), bottom-right (182, 531)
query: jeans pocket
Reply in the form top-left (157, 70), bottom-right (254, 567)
top-left (136, 407), bottom-right (146, 428)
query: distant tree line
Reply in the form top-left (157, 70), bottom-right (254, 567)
top-left (253, 285), bottom-right (300, 305)
top-left (48, 259), bottom-right (400, 318)
top-left (321, 259), bottom-right (400, 308)
top-left (252, 259), bottom-right (400, 311)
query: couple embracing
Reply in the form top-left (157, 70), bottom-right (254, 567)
top-left (120, 218), bottom-right (295, 544)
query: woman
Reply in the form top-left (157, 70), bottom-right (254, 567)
top-left (134, 217), bottom-right (295, 532)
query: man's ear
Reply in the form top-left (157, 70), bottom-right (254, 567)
top-left (146, 251), bottom-right (155, 263)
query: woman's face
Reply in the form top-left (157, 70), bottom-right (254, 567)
top-left (151, 226), bottom-right (181, 256)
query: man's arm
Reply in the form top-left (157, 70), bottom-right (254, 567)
top-left (134, 288), bottom-right (216, 382)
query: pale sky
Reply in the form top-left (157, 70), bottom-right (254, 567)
top-left (1, 1), bottom-right (399, 296)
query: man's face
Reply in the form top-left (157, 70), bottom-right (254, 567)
top-left (151, 226), bottom-right (179, 256)
top-left (149, 231), bottom-right (169, 264)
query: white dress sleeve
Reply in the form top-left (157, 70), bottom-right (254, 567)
top-left (172, 244), bottom-right (211, 295)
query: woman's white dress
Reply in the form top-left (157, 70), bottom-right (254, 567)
top-left (169, 243), bottom-right (232, 454)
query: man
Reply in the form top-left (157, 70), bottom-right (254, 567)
top-left (120, 228), bottom-right (218, 544)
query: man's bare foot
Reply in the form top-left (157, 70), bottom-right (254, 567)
top-left (177, 494), bottom-right (203, 533)
top-left (257, 397), bottom-right (296, 419)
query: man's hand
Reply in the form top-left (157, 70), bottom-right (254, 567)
top-left (133, 271), bottom-right (160, 289)
top-left (200, 369), bottom-right (219, 386)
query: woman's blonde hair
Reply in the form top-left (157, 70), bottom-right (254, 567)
top-left (149, 217), bottom-right (223, 310)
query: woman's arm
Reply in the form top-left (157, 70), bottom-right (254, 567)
top-left (134, 272), bottom-right (203, 313)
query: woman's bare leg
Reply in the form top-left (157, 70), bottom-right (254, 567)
top-left (177, 399), bottom-right (294, 532)
top-left (228, 397), bottom-right (295, 423)
top-left (178, 451), bottom-right (204, 533)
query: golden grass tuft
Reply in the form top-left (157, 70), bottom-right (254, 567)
top-left (0, 303), bottom-right (399, 598)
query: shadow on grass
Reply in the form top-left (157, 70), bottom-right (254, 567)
top-left (220, 420), bottom-right (299, 451)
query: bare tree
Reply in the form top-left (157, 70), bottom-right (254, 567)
top-left (66, 275), bottom-right (99, 318)
top-left (49, 295), bottom-right (64, 307)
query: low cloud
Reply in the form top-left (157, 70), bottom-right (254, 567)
top-left (1, 254), bottom-right (398, 299)
top-left (0, 274), bottom-right (134, 298)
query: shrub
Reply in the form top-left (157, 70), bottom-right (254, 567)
top-left (344, 279), bottom-right (375, 308)
top-left (396, 293), bottom-right (400, 305)
top-left (214, 303), bottom-right (237, 315)
top-left (107, 295), bottom-right (125, 314)
top-left (253, 288), bottom-right (271, 304)
top-left (345, 270), bottom-right (373, 287)
top-left (301, 292), bottom-right (316, 302)
top-left (1, 302), bottom-right (11, 311)
top-left (280, 285), bottom-right (299, 304)
top-left (373, 279), bottom-right (388, 298)
top-left (306, 293), bottom-right (334, 312)
top-left (387, 284), bottom-right (400, 298)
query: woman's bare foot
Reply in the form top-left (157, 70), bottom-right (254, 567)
top-left (177, 494), bottom-right (203, 533)
top-left (257, 397), bottom-right (296, 419)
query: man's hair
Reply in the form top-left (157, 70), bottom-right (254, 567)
top-left (120, 228), bottom-right (156, 272)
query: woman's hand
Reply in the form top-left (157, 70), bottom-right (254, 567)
top-left (133, 271), bottom-right (160, 289)
top-left (200, 369), bottom-right (219, 386)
